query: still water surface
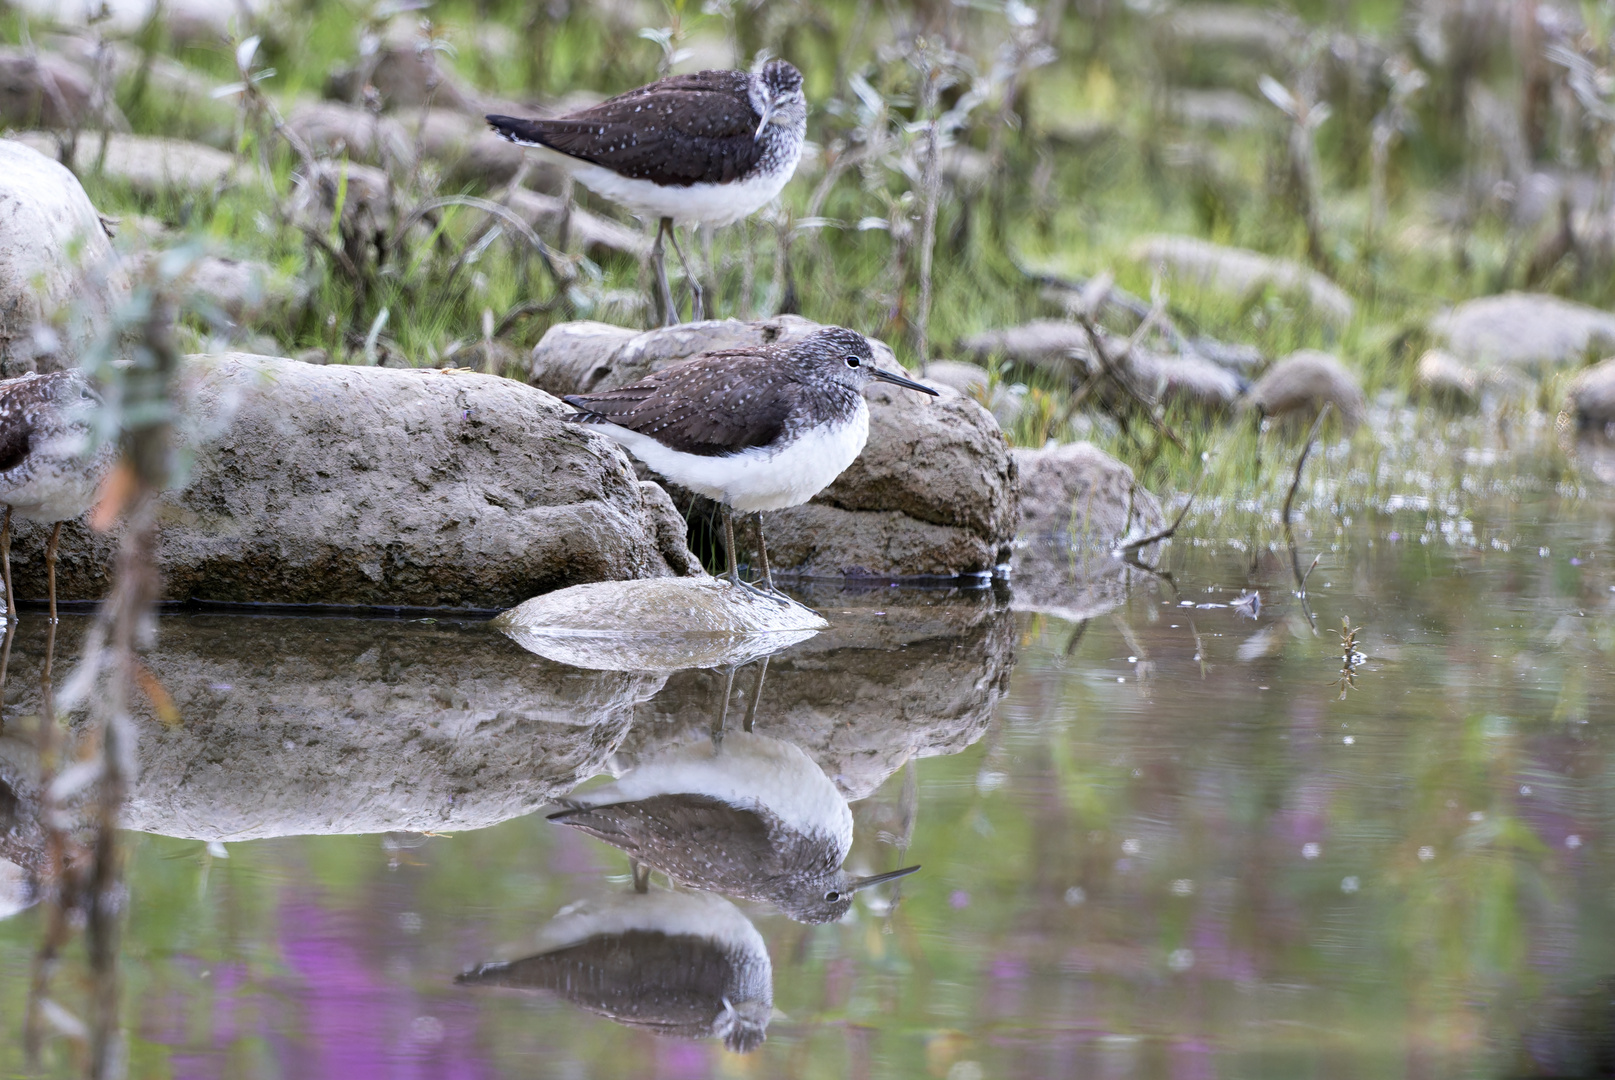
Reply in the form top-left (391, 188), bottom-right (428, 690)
top-left (0, 495), bottom-right (1612, 1078)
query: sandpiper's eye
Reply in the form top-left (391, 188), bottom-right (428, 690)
top-left (844, 356), bottom-right (860, 369)
top-left (824, 890), bottom-right (841, 902)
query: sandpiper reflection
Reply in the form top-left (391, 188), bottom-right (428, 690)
top-left (551, 722), bottom-right (918, 924)
top-left (456, 888), bottom-right (771, 1053)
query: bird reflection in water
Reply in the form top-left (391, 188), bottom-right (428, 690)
top-left (456, 888), bottom-right (772, 1053)
top-left (550, 658), bottom-right (920, 924)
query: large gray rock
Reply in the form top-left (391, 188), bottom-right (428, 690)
top-left (1243, 350), bottom-right (1367, 430)
top-left (959, 320), bottom-right (1243, 411)
top-left (5, 354), bottom-right (702, 607)
top-left (495, 577), bottom-right (826, 671)
top-left (8, 130), bottom-right (249, 197)
top-left (0, 616), bottom-right (663, 840)
top-left (615, 589), bottom-right (1015, 799)
top-left (1430, 293), bottom-right (1615, 373)
top-left (1130, 235), bottom-right (1355, 328)
top-left (531, 319), bottom-right (1020, 579)
top-left (0, 138), bottom-right (127, 376)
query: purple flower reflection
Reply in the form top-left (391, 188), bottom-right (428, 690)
top-left (263, 901), bottom-right (491, 1080)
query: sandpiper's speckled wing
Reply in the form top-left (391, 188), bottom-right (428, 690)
top-left (563, 349), bottom-right (806, 457)
top-left (487, 70), bottom-right (766, 186)
top-left (455, 930), bottom-right (744, 1040)
top-left (550, 793), bottom-right (839, 891)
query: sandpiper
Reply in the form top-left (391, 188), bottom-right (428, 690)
top-left (0, 371), bottom-right (117, 623)
top-left (456, 888), bottom-right (772, 1053)
top-left (549, 729), bottom-right (920, 923)
top-left (487, 60), bottom-right (807, 324)
top-left (562, 326), bottom-right (936, 600)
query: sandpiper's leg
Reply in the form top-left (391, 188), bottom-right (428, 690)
top-left (0, 507), bottom-right (13, 623)
top-left (712, 662), bottom-right (738, 749)
top-left (0, 618), bottom-right (14, 731)
top-left (741, 654), bottom-right (769, 733)
top-left (651, 217), bottom-right (677, 327)
top-left (630, 858), bottom-right (651, 893)
top-left (45, 522), bottom-right (61, 625)
top-left (751, 514), bottom-right (793, 606)
top-left (666, 223), bottom-right (704, 322)
top-left (721, 506), bottom-right (775, 602)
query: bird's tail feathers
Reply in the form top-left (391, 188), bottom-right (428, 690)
top-left (486, 114), bottom-right (553, 148)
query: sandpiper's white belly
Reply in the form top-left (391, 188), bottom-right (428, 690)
top-left (579, 731), bottom-right (853, 851)
top-left (589, 402), bottom-right (869, 513)
top-left (536, 888), bottom-right (765, 956)
top-left (557, 153), bottom-right (800, 227)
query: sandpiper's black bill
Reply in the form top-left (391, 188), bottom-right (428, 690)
top-left (872, 368), bottom-right (939, 396)
top-left (848, 864), bottom-right (922, 892)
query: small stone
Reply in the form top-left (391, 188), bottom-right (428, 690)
top-left (1010, 442), bottom-right (1165, 622)
top-left (8, 131), bottom-right (250, 198)
top-left (0, 47), bottom-right (126, 130)
top-left (1566, 358), bottom-right (1615, 434)
top-left (1170, 89), bottom-right (1264, 131)
top-left (1413, 348), bottom-right (1479, 411)
top-left (1163, 4), bottom-right (1302, 56)
top-left (496, 577), bottom-right (827, 672)
top-left (1244, 350), bottom-right (1367, 430)
top-left (1131, 235), bottom-right (1355, 328)
top-left (285, 101), bottom-right (415, 167)
top-left (1430, 292), bottom-right (1615, 373)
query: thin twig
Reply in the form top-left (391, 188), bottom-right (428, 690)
top-left (1117, 468), bottom-right (1204, 556)
top-left (1283, 403), bottom-right (1332, 633)
top-left (1075, 313), bottom-right (1188, 453)
top-left (1282, 402), bottom-right (1333, 534)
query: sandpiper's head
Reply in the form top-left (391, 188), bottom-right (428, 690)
top-left (751, 59), bottom-right (807, 141)
top-left (715, 995), bottom-right (772, 1053)
top-left (776, 863), bottom-right (922, 923)
top-left (795, 326), bottom-right (939, 397)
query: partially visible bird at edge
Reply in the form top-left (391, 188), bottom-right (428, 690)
top-left (487, 59), bottom-right (807, 326)
top-left (0, 371), bottom-right (117, 624)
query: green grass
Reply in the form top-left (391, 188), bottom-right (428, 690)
top-left (0, 0), bottom-right (1602, 509)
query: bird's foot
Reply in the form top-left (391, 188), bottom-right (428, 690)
top-left (726, 576), bottom-right (793, 606)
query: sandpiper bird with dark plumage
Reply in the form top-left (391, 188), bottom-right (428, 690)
top-left (456, 888), bottom-right (772, 1053)
top-left (549, 730), bottom-right (919, 923)
top-left (0, 371), bottom-right (117, 623)
top-left (562, 326), bottom-right (937, 600)
top-left (487, 60), bottom-right (807, 324)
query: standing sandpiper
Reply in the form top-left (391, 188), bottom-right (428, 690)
top-left (0, 371), bottom-right (117, 623)
top-left (487, 60), bottom-right (807, 324)
top-left (549, 730), bottom-right (920, 923)
top-left (456, 888), bottom-right (772, 1053)
top-left (561, 326), bottom-right (937, 600)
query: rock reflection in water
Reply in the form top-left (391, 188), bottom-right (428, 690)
top-left (554, 730), bottom-right (919, 923)
top-left (456, 888), bottom-right (772, 1053)
top-left (1, 616), bottom-right (664, 839)
top-left (621, 587), bottom-right (1015, 799)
